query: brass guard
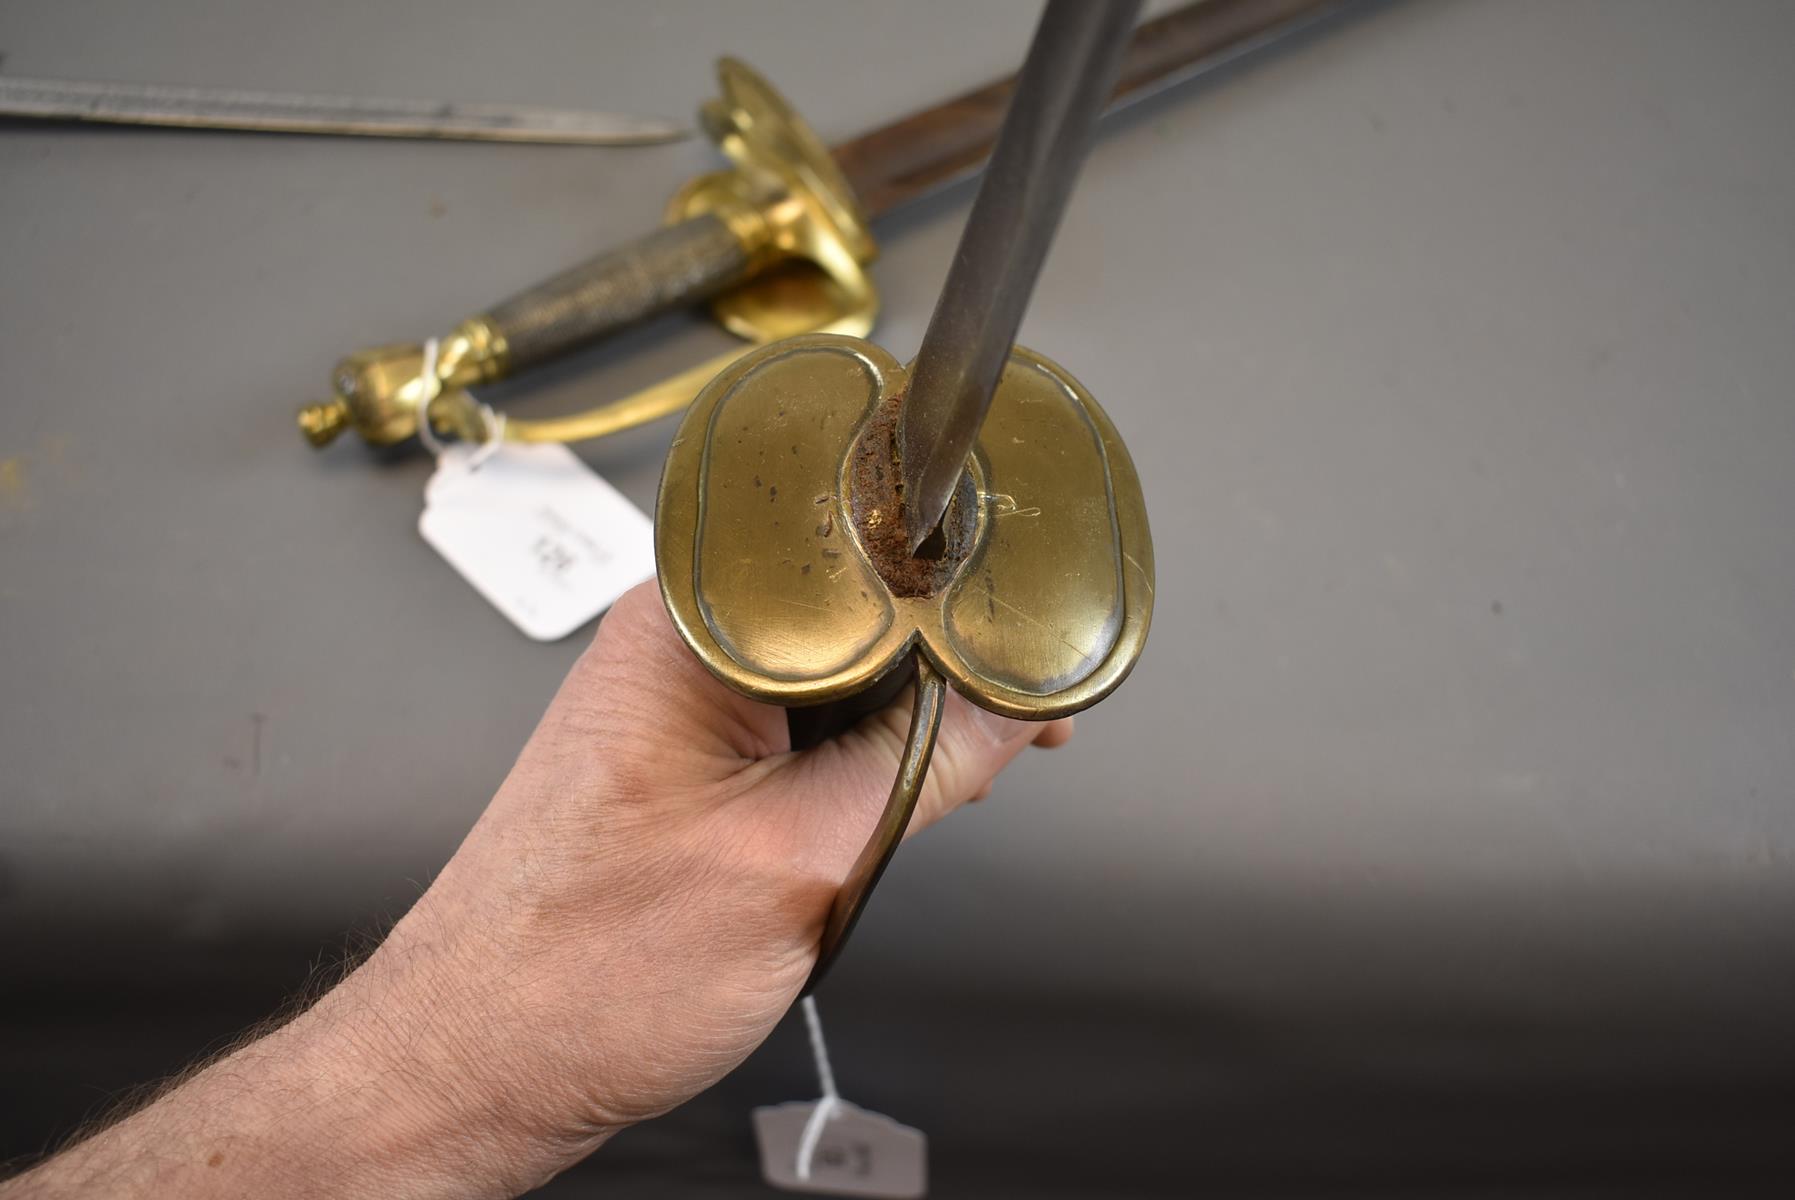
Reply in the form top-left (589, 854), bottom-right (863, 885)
top-left (657, 333), bottom-right (1154, 720)
top-left (668, 57), bottom-right (877, 345)
top-left (655, 332), bottom-right (1153, 982)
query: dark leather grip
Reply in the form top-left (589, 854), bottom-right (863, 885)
top-left (482, 213), bottom-right (753, 371)
top-left (786, 659), bottom-right (918, 751)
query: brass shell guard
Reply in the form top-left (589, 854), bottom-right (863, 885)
top-left (668, 57), bottom-right (877, 347)
top-left (656, 336), bottom-right (1154, 719)
top-left (656, 333), bottom-right (1154, 982)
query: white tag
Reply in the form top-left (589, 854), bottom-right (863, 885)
top-left (753, 1101), bottom-right (927, 1198)
top-left (418, 442), bottom-right (654, 641)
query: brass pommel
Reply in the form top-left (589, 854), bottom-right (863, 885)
top-left (297, 398), bottom-right (351, 447)
top-left (295, 320), bottom-right (505, 449)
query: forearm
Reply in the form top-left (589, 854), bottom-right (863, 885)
top-left (4, 917), bottom-right (609, 1200)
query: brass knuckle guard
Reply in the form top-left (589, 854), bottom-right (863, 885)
top-left (655, 333), bottom-right (1154, 982)
top-left (300, 59), bottom-right (875, 450)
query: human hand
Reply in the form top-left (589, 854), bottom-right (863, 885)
top-left (11, 581), bottom-right (1070, 1200)
top-left (327, 580), bottom-right (1072, 1193)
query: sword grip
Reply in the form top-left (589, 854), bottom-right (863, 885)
top-left (785, 658), bottom-right (918, 752)
top-left (480, 212), bottom-right (754, 372)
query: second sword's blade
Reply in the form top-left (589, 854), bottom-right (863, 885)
top-left (0, 76), bottom-right (688, 144)
top-left (833, 0), bottom-right (1348, 221)
top-left (898, 0), bottom-right (1144, 551)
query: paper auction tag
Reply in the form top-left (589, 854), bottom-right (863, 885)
top-left (753, 1100), bottom-right (927, 1198)
top-left (418, 441), bottom-right (654, 641)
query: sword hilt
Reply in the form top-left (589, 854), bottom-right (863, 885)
top-left (485, 213), bottom-right (755, 372)
top-left (300, 59), bottom-right (876, 450)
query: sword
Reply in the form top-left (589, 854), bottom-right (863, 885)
top-left (825, 0), bottom-right (1146, 977)
top-left (299, 0), bottom-right (1352, 452)
top-left (652, 0), bottom-right (1159, 986)
top-left (900, 0), bottom-right (1140, 551)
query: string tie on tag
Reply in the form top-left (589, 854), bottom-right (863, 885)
top-left (795, 995), bottom-right (841, 1181)
top-left (415, 337), bottom-right (507, 470)
top-left (415, 337), bottom-right (447, 457)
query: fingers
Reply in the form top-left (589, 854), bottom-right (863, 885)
top-left (904, 695), bottom-right (1073, 833)
top-left (1030, 717), bottom-right (1076, 751)
top-left (555, 583), bottom-right (1074, 878)
top-left (532, 582), bottom-right (792, 780)
top-left (768, 678), bottom-right (1069, 875)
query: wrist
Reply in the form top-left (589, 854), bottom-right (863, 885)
top-left (5, 946), bottom-right (576, 1200)
top-left (301, 909), bottom-right (618, 1198)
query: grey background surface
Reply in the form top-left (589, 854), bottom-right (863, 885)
top-left (2, 0), bottom-right (1792, 1194)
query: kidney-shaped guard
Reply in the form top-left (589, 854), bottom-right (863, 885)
top-left (656, 333), bottom-right (1153, 721)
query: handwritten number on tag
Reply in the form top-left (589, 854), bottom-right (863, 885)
top-left (753, 1100), bottom-right (926, 1198)
top-left (532, 532), bottom-right (577, 578)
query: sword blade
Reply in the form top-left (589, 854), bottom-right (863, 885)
top-left (833, 0), bottom-right (1348, 221)
top-left (898, 0), bottom-right (1142, 551)
top-left (0, 75), bottom-right (688, 145)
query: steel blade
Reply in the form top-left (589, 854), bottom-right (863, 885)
top-left (899, 0), bottom-right (1143, 551)
top-left (832, 0), bottom-right (1348, 221)
top-left (0, 75), bottom-right (688, 145)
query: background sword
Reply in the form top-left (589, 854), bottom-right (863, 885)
top-left (300, 0), bottom-right (1351, 450)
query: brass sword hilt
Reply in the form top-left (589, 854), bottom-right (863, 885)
top-left (655, 334), bottom-right (1154, 990)
top-left (298, 59), bottom-right (877, 451)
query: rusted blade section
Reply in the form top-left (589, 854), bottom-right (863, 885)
top-left (832, 0), bottom-right (1347, 222)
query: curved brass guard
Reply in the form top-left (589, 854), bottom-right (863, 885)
top-left (499, 348), bottom-right (748, 445)
top-left (491, 291), bottom-right (872, 447)
top-left (804, 653), bottom-right (946, 994)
